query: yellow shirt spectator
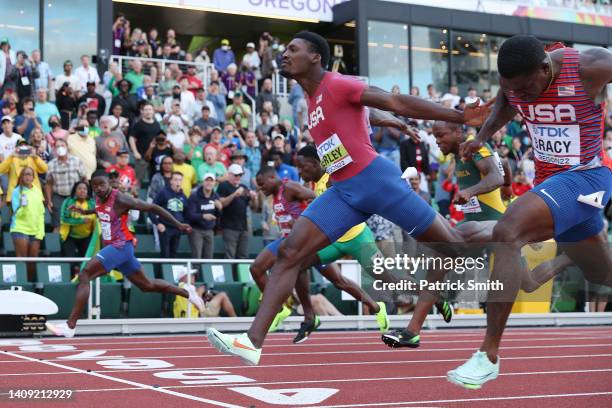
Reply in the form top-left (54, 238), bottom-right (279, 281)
top-left (173, 162), bottom-right (196, 197)
top-left (0, 150), bottom-right (48, 203)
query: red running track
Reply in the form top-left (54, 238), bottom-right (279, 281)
top-left (0, 326), bottom-right (611, 407)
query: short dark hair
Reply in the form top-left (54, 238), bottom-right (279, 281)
top-left (270, 149), bottom-right (284, 159)
top-left (171, 171), bottom-right (183, 179)
top-left (297, 144), bottom-right (319, 162)
top-left (256, 165), bottom-right (277, 178)
top-left (294, 31), bottom-right (330, 69)
top-left (86, 110), bottom-right (98, 117)
top-left (92, 169), bottom-right (108, 180)
top-left (498, 35), bottom-right (545, 79)
top-left (22, 97), bottom-right (34, 106)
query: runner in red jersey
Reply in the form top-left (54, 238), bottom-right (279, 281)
top-left (206, 30), bottom-right (492, 366)
top-left (450, 35), bottom-right (612, 389)
top-left (46, 169), bottom-right (204, 338)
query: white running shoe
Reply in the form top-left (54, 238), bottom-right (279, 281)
top-left (206, 328), bottom-right (261, 366)
top-left (185, 284), bottom-right (205, 313)
top-left (45, 322), bottom-right (76, 338)
top-left (447, 350), bottom-right (499, 389)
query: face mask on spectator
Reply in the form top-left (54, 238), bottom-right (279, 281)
top-left (222, 45), bottom-right (229, 51)
top-left (56, 146), bottom-right (67, 157)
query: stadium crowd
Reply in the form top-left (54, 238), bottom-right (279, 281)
top-left (0, 17), bottom-right (611, 317)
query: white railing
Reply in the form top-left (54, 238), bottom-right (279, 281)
top-left (272, 71), bottom-right (290, 97)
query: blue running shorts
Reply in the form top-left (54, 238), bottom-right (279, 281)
top-left (264, 237), bottom-right (328, 272)
top-left (531, 166), bottom-right (611, 242)
top-left (302, 156), bottom-right (436, 243)
top-left (95, 242), bottom-right (142, 277)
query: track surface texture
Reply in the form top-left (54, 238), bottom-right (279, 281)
top-left (1, 326), bottom-right (611, 407)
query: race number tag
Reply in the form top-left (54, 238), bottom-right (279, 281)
top-left (317, 134), bottom-right (353, 174)
top-left (101, 221), bottom-right (112, 241)
top-left (458, 197), bottom-right (482, 214)
top-left (493, 152), bottom-right (505, 177)
top-left (527, 123), bottom-right (580, 166)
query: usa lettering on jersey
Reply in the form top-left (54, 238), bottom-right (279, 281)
top-left (518, 104), bottom-right (577, 122)
top-left (308, 105), bottom-right (325, 129)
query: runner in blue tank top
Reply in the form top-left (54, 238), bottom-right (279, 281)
top-left (449, 35), bottom-right (612, 389)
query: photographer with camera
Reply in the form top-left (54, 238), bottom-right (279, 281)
top-left (0, 139), bottom-right (47, 206)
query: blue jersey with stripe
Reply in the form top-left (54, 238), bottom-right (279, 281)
top-left (505, 48), bottom-right (604, 185)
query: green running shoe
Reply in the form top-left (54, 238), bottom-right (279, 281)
top-left (293, 315), bottom-right (320, 344)
top-left (447, 351), bottom-right (499, 389)
top-left (206, 328), bottom-right (261, 366)
top-left (381, 328), bottom-right (420, 348)
top-left (375, 302), bottom-right (390, 332)
top-left (435, 300), bottom-right (454, 323)
top-left (268, 305), bottom-right (292, 333)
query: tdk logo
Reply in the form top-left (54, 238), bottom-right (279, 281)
top-left (308, 105), bottom-right (325, 129)
top-left (519, 104), bottom-right (576, 122)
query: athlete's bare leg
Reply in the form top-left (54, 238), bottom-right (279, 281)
top-left (128, 269), bottom-right (190, 298)
top-left (318, 262), bottom-right (380, 313)
top-left (66, 258), bottom-right (111, 329)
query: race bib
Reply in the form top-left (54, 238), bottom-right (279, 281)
top-left (457, 196), bottom-right (482, 214)
top-left (527, 123), bottom-right (580, 166)
top-left (317, 133), bottom-right (353, 174)
top-left (493, 152), bottom-right (505, 176)
top-left (101, 221), bottom-right (112, 241)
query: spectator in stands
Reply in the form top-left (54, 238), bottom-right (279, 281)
top-left (148, 155), bottom-right (173, 203)
top-left (74, 55), bottom-right (100, 93)
top-left (0, 139), bottom-right (47, 205)
top-left (45, 115), bottom-right (68, 150)
top-left (164, 81), bottom-right (195, 117)
top-left (55, 82), bottom-right (77, 129)
top-left (0, 116), bottom-right (22, 167)
top-left (259, 32), bottom-right (274, 84)
top-left (29, 128), bottom-right (50, 164)
top-left (213, 39), bottom-right (235, 73)
top-left (243, 131), bottom-right (261, 182)
top-left (269, 131), bottom-right (291, 162)
top-left (288, 80), bottom-right (307, 129)
top-left (442, 85), bottom-right (461, 108)
top-left (218, 163), bottom-right (258, 259)
top-left (172, 150), bottom-right (196, 197)
top-left (222, 122), bottom-right (245, 150)
top-left (158, 69), bottom-right (178, 99)
top-left (96, 116), bottom-right (128, 169)
top-left (506, 113), bottom-right (524, 137)
top-left (67, 126), bottom-right (96, 179)
top-left (207, 80), bottom-right (226, 124)
top-left (400, 135), bottom-right (431, 189)
top-left (184, 127), bottom-right (205, 170)
top-left (424, 84), bottom-right (439, 102)
top-left (372, 121), bottom-right (403, 167)
top-left (144, 129), bottom-right (174, 176)
top-left (0, 38), bottom-right (16, 94)
top-left (434, 155), bottom-right (454, 218)
top-left (60, 180), bottom-right (95, 258)
top-left (256, 110), bottom-right (272, 141)
top-left (14, 97), bottom-right (42, 140)
top-left (142, 85), bottom-right (165, 117)
top-left (255, 78), bottom-right (279, 115)
top-left (78, 81), bottom-right (106, 119)
top-left (225, 92), bottom-right (251, 130)
top-left (34, 89), bottom-right (59, 134)
top-left (230, 149), bottom-right (252, 188)
top-left (206, 126), bottom-right (231, 167)
top-left (68, 101), bottom-right (89, 130)
top-left (11, 166), bottom-right (44, 280)
top-left (261, 193), bottom-right (281, 246)
top-left (481, 88), bottom-right (492, 102)
top-left (129, 101), bottom-right (161, 180)
top-left (112, 15), bottom-right (128, 55)
top-left (270, 149), bottom-right (298, 181)
top-left (152, 171), bottom-right (188, 258)
top-left (45, 139), bottom-right (85, 233)
top-left (30, 50), bottom-right (52, 95)
top-left (194, 105), bottom-right (219, 137)
top-left (54, 60), bottom-right (80, 96)
top-left (102, 103), bottom-right (128, 136)
top-left (507, 137), bottom-right (523, 173)
top-left (0, 99), bottom-right (16, 121)
top-left (173, 271), bottom-right (237, 318)
top-left (261, 100), bottom-right (278, 125)
top-left (237, 63), bottom-right (257, 99)
top-left (221, 63), bottom-right (239, 95)
top-left (84, 110), bottom-right (102, 138)
top-left (194, 47), bottom-right (210, 66)
top-left (9, 51), bottom-right (38, 100)
top-left (198, 146), bottom-right (227, 183)
top-left (464, 87), bottom-right (480, 105)
top-left (186, 173), bottom-right (222, 259)
top-left (165, 112), bottom-right (189, 150)
top-left (183, 65), bottom-right (203, 96)
top-left (111, 79), bottom-right (139, 123)
top-left (106, 148), bottom-right (138, 196)
top-left (511, 168), bottom-right (532, 197)
top-left (191, 87), bottom-right (216, 123)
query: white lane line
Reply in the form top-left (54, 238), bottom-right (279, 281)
top-left (313, 392), bottom-right (612, 408)
top-left (0, 350), bottom-right (244, 408)
top-left (2, 342), bottom-right (612, 364)
top-left (9, 336), bottom-right (611, 354)
top-left (3, 353), bottom-right (612, 377)
top-left (2, 368), bottom-right (611, 395)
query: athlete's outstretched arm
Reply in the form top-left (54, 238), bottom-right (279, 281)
top-left (360, 86), bottom-right (491, 126)
top-left (286, 181), bottom-right (316, 202)
top-left (454, 156), bottom-right (504, 204)
top-left (368, 108), bottom-right (420, 143)
top-left (118, 193), bottom-right (192, 233)
top-left (460, 89), bottom-right (517, 160)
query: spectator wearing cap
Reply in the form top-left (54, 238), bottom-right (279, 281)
top-left (30, 50), bottom-right (53, 96)
top-left (243, 131), bottom-right (261, 181)
top-left (183, 65), bottom-right (203, 97)
top-left (255, 78), bottom-right (279, 115)
top-left (77, 81), bottom-right (106, 119)
top-left (45, 139), bottom-right (86, 232)
top-left (194, 105), bottom-right (219, 137)
top-left (206, 80), bottom-right (226, 124)
top-left (221, 63), bottom-right (239, 96)
top-left (191, 87), bottom-right (217, 123)
top-left (111, 79), bottom-right (139, 123)
top-left (217, 163), bottom-right (258, 259)
top-left (186, 173), bottom-right (222, 259)
top-left (124, 60), bottom-right (145, 94)
top-left (151, 171), bottom-right (188, 258)
top-left (242, 42), bottom-right (261, 81)
top-left (0, 38), bottom-right (16, 93)
top-left (8, 51), bottom-right (38, 100)
top-left (74, 55), bottom-right (100, 93)
top-left (34, 88), bottom-right (59, 134)
top-left (67, 124), bottom-right (97, 179)
top-left (96, 116), bottom-right (129, 169)
top-left (265, 130), bottom-right (292, 164)
top-left (172, 150), bottom-right (196, 197)
top-left (0, 115), bottom-right (22, 161)
top-left (54, 60), bottom-right (80, 94)
top-left (106, 148), bottom-right (138, 196)
top-left (0, 139), bottom-right (47, 205)
top-left (225, 92), bottom-right (251, 130)
top-left (144, 129), bottom-right (175, 176)
top-left (213, 39), bottom-right (235, 73)
top-left (198, 146), bottom-right (227, 183)
top-left (230, 149), bottom-right (252, 189)
top-left (14, 96), bottom-right (42, 141)
top-left (270, 149), bottom-right (299, 182)
top-left (130, 101), bottom-right (162, 180)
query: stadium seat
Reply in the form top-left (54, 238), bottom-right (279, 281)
top-left (42, 233), bottom-right (62, 256)
top-left (248, 236), bottom-right (264, 258)
top-left (176, 235), bottom-right (191, 258)
top-left (134, 234), bottom-right (158, 258)
top-left (36, 262), bottom-right (79, 320)
top-left (2, 231), bottom-right (15, 256)
top-left (201, 263), bottom-right (244, 315)
top-left (0, 205), bottom-right (10, 231)
top-left (44, 210), bottom-right (52, 231)
top-left (0, 262), bottom-right (34, 292)
top-left (126, 263), bottom-right (163, 318)
top-left (236, 263), bottom-right (260, 316)
top-left (99, 283), bottom-right (123, 318)
top-left (213, 234), bottom-right (224, 258)
top-left (323, 284), bottom-right (358, 316)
